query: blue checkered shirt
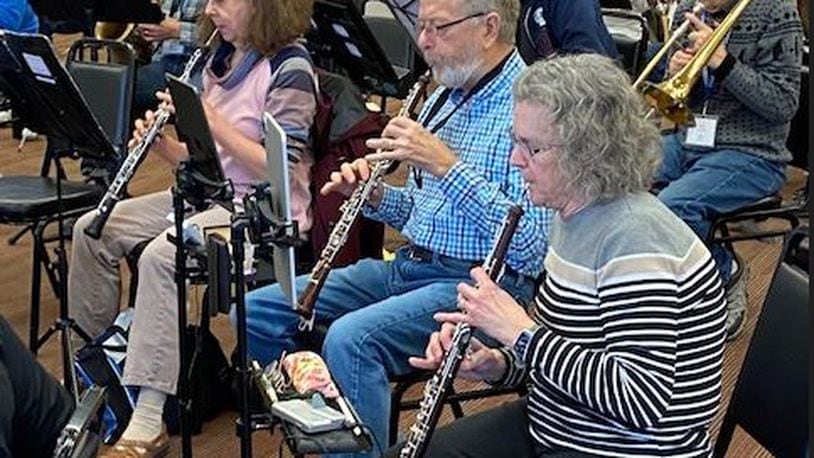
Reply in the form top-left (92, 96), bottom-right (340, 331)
top-left (365, 50), bottom-right (552, 277)
top-left (154, 0), bottom-right (205, 59)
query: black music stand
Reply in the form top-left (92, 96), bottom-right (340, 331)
top-left (309, 0), bottom-right (419, 98)
top-left (167, 74), bottom-right (234, 458)
top-left (0, 30), bottom-right (117, 400)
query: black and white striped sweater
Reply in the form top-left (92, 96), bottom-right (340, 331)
top-left (496, 193), bottom-right (727, 457)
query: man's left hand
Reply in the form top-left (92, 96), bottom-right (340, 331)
top-left (364, 116), bottom-right (458, 178)
top-left (434, 267), bottom-right (537, 347)
top-left (138, 17), bottom-right (182, 42)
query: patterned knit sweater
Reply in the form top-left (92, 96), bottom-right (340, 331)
top-left (496, 193), bottom-right (727, 457)
top-left (672, 0), bottom-right (804, 162)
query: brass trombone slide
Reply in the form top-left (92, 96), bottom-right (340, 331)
top-left (634, 1), bottom-right (704, 89)
top-left (637, 0), bottom-right (754, 126)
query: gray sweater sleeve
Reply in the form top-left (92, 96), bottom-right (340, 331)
top-left (720, 1), bottom-right (803, 123)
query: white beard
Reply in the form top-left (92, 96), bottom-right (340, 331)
top-left (433, 56), bottom-right (482, 88)
top-left (429, 40), bottom-right (483, 89)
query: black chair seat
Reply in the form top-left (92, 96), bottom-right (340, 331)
top-left (716, 195), bottom-right (782, 218)
top-left (0, 176), bottom-right (103, 223)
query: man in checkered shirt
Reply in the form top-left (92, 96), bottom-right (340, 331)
top-left (243, 0), bottom-right (552, 454)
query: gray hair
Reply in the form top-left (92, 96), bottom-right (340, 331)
top-left (460, 0), bottom-right (519, 44)
top-left (512, 54), bottom-right (662, 202)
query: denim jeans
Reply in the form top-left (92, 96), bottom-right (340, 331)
top-left (240, 246), bottom-right (535, 457)
top-left (655, 134), bottom-right (786, 281)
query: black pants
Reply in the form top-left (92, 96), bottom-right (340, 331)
top-left (385, 398), bottom-right (598, 458)
top-left (0, 316), bottom-right (74, 457)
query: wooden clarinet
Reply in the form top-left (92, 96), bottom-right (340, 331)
top-left (399, 204), bottom-right (524, 458)
top-left (295, 72), bottom-right (431, 331)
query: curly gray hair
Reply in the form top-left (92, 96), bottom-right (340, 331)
top-left (513, 54), bottom-right (662, 202)
top-left (460, 0), bottom-right (519, 44)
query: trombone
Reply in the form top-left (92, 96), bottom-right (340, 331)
top-left (635, 0), bottom-right (754, 126)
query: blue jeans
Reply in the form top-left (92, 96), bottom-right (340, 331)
top-left (656, 134), bottom-right (786, 281)
top-left (241, 246), bottom-right (535, 457)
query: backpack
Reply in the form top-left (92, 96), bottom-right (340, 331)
top-left (270, 46), bottom-right (387, 267)
top-left (74, 310), bottom-right (233, 443)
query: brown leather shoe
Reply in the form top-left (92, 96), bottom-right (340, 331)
top-left (99, 428), bottom-right (170, 458)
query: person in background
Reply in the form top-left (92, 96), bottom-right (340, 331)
top-left (0, 0), bottom-right (38, 33)
top-left (655, 0), bottom-right (803, 340)
top-left (516, 0), bottom-right (619, 62)
top-left (68, 0), bottom-right (318, 455)
top-left (132, 0), bottom-right (206, 114)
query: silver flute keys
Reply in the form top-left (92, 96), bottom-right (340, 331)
top-left (83, 30), bottom-right (219, 239)
top-left (399, 204), bottom-right (524, 458)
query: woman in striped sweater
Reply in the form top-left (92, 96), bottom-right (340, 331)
top-left (402, 54), bottom-right (728, 458)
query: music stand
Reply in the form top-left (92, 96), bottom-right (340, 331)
top-left (0, 30), bottom-right (117, 401)
top-left (167, 73), bottom-right (234, 458)
top-left (309, 0), bottom-right (416, 97)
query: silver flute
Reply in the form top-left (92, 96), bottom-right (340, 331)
top-left (84, 30), bottom-right (219, 239)
top-left (294, 71), bottom-right (431, 331)
top-left (399, 203), bottom-right (525, 458)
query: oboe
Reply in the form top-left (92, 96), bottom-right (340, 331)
top-left (399, 204), bottom-right (524, 458)
top-left (295, 72), bottom-right (431, 331)
top-left (84, 30), bottom-right (219, 239)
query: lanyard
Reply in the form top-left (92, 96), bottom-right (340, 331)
top-left (412, 51), bottom-right (512, 187)
top-left (422, 50), bottom-right (512, 134)
top-left (699, 10), bottom-right (732, 112)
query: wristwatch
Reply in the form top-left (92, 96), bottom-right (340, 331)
top-left (512, 325), bottom-right (540, 362)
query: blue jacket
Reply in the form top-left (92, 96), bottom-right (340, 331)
top-left (0, 0), bottom-right (39, 33)
top-left (518, 0), bottom-right (618, 62)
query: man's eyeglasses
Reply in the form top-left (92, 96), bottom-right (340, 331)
top-left (509, 129), bottom-right (562, 157)
top-left (416, 11), bottom-right (487, 37)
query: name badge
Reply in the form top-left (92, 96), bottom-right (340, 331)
top-left (685, 115), bottom-right (718, 148)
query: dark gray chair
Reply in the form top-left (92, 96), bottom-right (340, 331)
top-left (0, 39), bottom-right (133, 352)
top-left (712, 228), bottom-right (809, 457)
top-left (602, 8), bottom-right (650, 78)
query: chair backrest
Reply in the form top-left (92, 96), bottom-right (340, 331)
top-left (363, 4), bottom-right (423, 77)
top-left (713, 228), bottom-right (809, 457)
top-left (602, 8), bottom-right (650, 78)
top-left (66, 38), bottom-right (135, 157)
top-left (786, 59), bottom-right (809, 171)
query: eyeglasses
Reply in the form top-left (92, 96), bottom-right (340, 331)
top-left (416, 12), bottom-right (487, 37)
top-left (509, 129), bottom-right (562, 158)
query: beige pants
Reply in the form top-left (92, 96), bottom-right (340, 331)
top-left (69, 190), bottom-right (231, 394)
